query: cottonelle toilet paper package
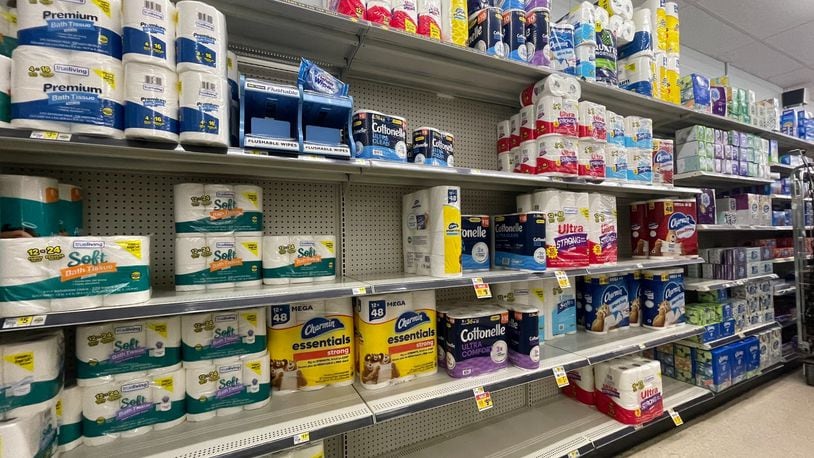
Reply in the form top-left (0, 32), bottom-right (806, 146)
top-left (444, 304), bottom-right (508, 378)
top-left (0, 331), bottom-right (64, 417)
top-left (123, 0), bottom-right (176, 69)
top-left (355, 291), bottom-right (437, 389)
top-left (17, 0), bottom-right (123, 58)
top-left (81, 363), bottom-right (186, 445)
top-left (175, 234), bottom-right (262, 291)
top-left (184, 351), bottom-right (270, 422)
top-left (75, 317), bottom-right (181, 384)
top-left (124, 62), bottom-right (179, 142)
top-left (0, 174), bottom-right (60, 237)
top-left (506, 304), bottom-right (540, 370)
top-left (268, 299), bottom-right (354, 392)
top-left (594, 356), bottom-right (663, 425)
top-left (175, 1), bottom-right (228, 76)
top-left (179, 70), bottom-right (230, 147)
top-left (57, 385), bottom-right (83, 452)
top-left (181, 308), bottom-right (267, 366)
top-left (0, 398), bottom-right (58, 457)
top-left (174, 183), bottom-right (263, 235)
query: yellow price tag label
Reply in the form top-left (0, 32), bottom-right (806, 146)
top-left (30, 131), bottom-right (72, 141)
top-left (472, 278), bottom-right (492, 299)
top-left (352, 287), bottom-right (368, 295)
top-left (472, 386), bottom-right (493, 412)
top-left (555, 271), bottom-right (571, 289)
top-left (669, 409), bottom-right (684, 426)
top-left (553, 366), bottom-right (569, 388)
top-left (293, 431), bottom-right (310, 445)
top-left (568, 451), bottom-right (580, 458)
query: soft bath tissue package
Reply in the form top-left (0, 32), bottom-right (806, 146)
top-left (355, 291), bottom-right (437, 389)
top-left (75, 317), bottom-right (182, 383)
top-left (122, 0), bottom-right (176, 68)
top-left (0, 174), bottom-right (60, 237)
top-left (81, 364), bottom-right (186, 445)
top-left (0, 398), bottom-right (58, 457)
top-left (261, 235), bottom-right (337, 284)
top-left (174, 183), bottom-right (263, 234)
top-left (175, 0), bottom-right (228, 75)
top-left (175, 234), bottom-right (262, 291)
top-left (57, 385), bottom-right (83, 451)
top-left (17, 0), bottom-right (123, 58)
top-left (185, 351), bottom-right (270, 421)
top-left (181, 308), bottom-right (267, 364)
top-left (0, 331), bottom-right (63, 416)
top-left (268, 299), bottom-right (354, 392)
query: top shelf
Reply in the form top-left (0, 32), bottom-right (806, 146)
top-left (214, 0), bottom-right (813, 150)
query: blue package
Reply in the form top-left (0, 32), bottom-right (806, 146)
top-left (583, 274), bottom-right (630, 333)
top-left (695, 346), bottom-right (732, 392)
top-left (507, 306), bottom-right (540, 369)
top-left (469, 0), bottom-right (497, 13)
top-left (549, 286), bottom-right (577, 337)
top-left (549, 23), bottom-right (576, 73)
top-left (595, 29), bottom-right (618, 86)
top-left (642, 269), bottom-right (685, 328)
top-left (572, 20), bottom-right (596, 47)
top-left (780, 109), bottom-right (796, 137)
top-left (352, 110), bottom-right (408, 162)
top-left (700, 323), bottom-right (720, 343)
top-left (468, 7), bottom-right (505, 57)
top-left (618, 29), bottom-right (652, 60)
top-left (298, 58), bottom-right (349, 96)
top-left (410, 128), bottom-right (455, 166)
top-left (679, 74), bottom-right (711, 112)
top-left (502, 9), bottom-right (528, 62)
top-left (745, 336), bottom-right (760, 375)
top-left (728, 341), bottom-right (747, 384)
top-left (499, 0), bottom-right (526, 9)
top-left (662, 364), bottom-right (676, 378)
top-left (575, 57), bottom-right (596, 81)
top-left (462, 215), bottom-right (491, 272)
top-left (492, 212), bottom-right (547, 271)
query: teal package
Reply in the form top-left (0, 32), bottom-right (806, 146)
top-left (58, 197), bottom-right (83, 236)
top-left (0, 196), bottom-right (59, 236)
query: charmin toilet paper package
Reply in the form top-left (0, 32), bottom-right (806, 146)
top-left (594, 356), bottom-right (663, 425)
top-left (583, 274), bottom-right (630, 334)
top-left (124, 62), bottom-right (179, 142)
top-left (174, 183), bottom-right (263, 234)
top-left (57, 385), bottom-right (83, 451)
top-left (0, 236), bottom-right (151, 314)
top-left (181, 308), bottom-right (267, 365)
top-left (444, 305), bottom-right (508, 378)
top-left (11, 46), bottom-right (124, 138)
top-left (123, 0), bottom-right (176, 68)
top-left (627, 271), bottom-right (642, 326)
top-left (562, 366), bottom-right (594, 405)
top-left (0, 398), bottom-right (58, 457)
top-left (587, 193), bottom-right (618, 265)
top-left (179, 71), bottom-right (229, 146)
top-left (17, 0), bottom-right (123, 57)
top-left (175, 234), bottom-right (262, 290)
top-left (461, 215), bottom-right (490, 272)
top-left (82, 364), bottom-right (185, 444)
top-left (642, 269), bottom-right (685, 328)
top-left (75, 317), bottom-right (181, 383)
top-left (0, 174), bottom-right (59, 237)
top-left (355, 291), bottom-right (437, 389)
top-left (402, 186), bottom-right (462, 278)
top-left (184, 351), bottom-right (270, 422)
top-left (492, 212), bottom-right (547, 271)
top-left (0, 331), bottom-right (63, 416)
top-left (175, 1), bottom-right (228, 75)
top-left (268, 299), bottom-right (354, 392)
top-left (58, 183), bottom-right (83, 236)
top-left (506, 305), bottom-right (540, 370)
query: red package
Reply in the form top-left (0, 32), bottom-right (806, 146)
top-left (334, 0), bottom-right (365, 19)
top-left (647, 199), bottom-right (698, 257)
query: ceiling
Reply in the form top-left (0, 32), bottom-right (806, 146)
top-left (681, 0), bottom-right (814, 92)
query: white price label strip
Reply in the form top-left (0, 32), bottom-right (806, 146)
top-left (3, 315), bottom-right (46, 329)
top-left (30, 131), bottom-right (71, 141)
top-left (352, 287), bottom-right (368, 295)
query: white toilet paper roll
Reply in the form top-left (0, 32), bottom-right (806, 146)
top-left (150, 364), bottom-right (186, 431)
top-left (68, 51), bottom-right (125, 139)
top-left (262, 236), bottom-right (292, 286)
top-left (516, 194), bottom-right (532, 213)
top-left (174, 183), bottom-right (206, 233)
top-left (175, 235), bottom-right (208, 292)
top-left (146, 316), bottom-right (182, 359)
top-left (124, 62), bottom-right (179, 143)
top-left (123, 0), bottom-right (177, 69)
top-left (184, 361), bottom-right (218, 422)
top-left (57, 385), bottom-right (83, 452)
top-left (17, 0), bottom-right (122, 57)
top-left (541, 73), bottom-right (582, 101)
top-left (102, 236), bottom-right (152, 306)
top-left (10, 46), bottom-right (73, 133)
top-left (205, 234), bottom-right (237, 289)
top-left (313, 235), bottom-right (337, 282)
top-left (176, 1), bottom-right (228, 75)
top-left (236, 235), bottom-right (262, 287)
top-left (241, 351), bottom-right (270, 410)
top-left (600, 0), bottom-right (633, 20)
top-left (498, 152), bottom-right (513, 172)
top-left (0, 400), bottom-right (58, 456)
top-left (179, 71), bottom-right (229, 146)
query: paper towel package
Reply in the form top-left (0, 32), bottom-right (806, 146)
top-left (184, 351), bottom-right (270, 422)
top-left (583, 274), bottom-right (630, 334)
top-left (124, 62), bottom-right (179, 142)
top-left (492, 212), bottom-right (547, 271)
top-left (175, 1), bottom-right (228, 75)
top-left (181, 308), bottom-right (267, 364)
top-left (587, 193), bottom-right (618, 265)
top-left (57, 385), bottom-right (83, 452)
top-left (123, 0), bottom-right (176, 69)
top-left (0, 331), bottom-right (63, 416)
top-left (595, 356), bottom-right (663, 425)
top-left (76, 317), bottom-right (182, 383)
top-left (506, 305), bottom-right (540, 370)
top-left (444, 305), bottom-right (508, 378)
top-left (618, 7), bottom-right (653, 60)
top-left (641, 269), bottom-right (685, 328)
top-left (268, 299), bottom-right (354, 392)
top-left (0, 398), bottom-right (58, 457)
top-left (174, 183), bottom-right (263, 234)
top-left (17, 0), bottom-right (123, 57)
top-left (562, 366), bottom-right (595, 405)
top-left (355, 291), bottom-right (437, 389)
top-left (461, 215), bottom-right (490, 272)
top-left (0, 174), bottom-right (60, 237)
top-left (402, 186), bottom-right (462, 278)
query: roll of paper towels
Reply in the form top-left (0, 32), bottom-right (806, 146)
top-left (124, 62), bottom-right (179, 143)
top-left (0, 399), bottom-right (58, 457)
top-left (0, 174), bottom-right (60, 237)
top-left (179, 70), bottom-right (229, 146)
top-left (123, 0), bottom-right (177, 69)
top-left (17, 0), bottom-right (123, 57)
top-left (262, 236), bottom-right (292, 286)
top-left (57, 385), bottom-right (84, 452)
top-left (0, 54), bottom-right (9, 127)
top-left (176, 1), bottom-right (228, 75)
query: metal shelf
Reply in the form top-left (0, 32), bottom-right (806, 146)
top-left (673, 172), bottom-right (774, 188)
top-left (774, 286), bottom-right (797, 296)
top-left (769, 194), bottom-right (813, 202)
top-left (684, 274), bottom-right (779, 292)
top-left (698, 224), bottom-right (792, 231)
top-left (680, 321), bottom-right (780, 350)
top-left (62, 385), bottom-right (373, 458)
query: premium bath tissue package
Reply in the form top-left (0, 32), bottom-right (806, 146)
top-left (0, 331), bottom-right (64, 416)
top-left (262, 235), bottom-right (336, 285)
top-left (181, 308), bottom-right (267, 365)
top-left (175, 0), bottom-right (228, 75)
top-left (402, 186), bottom-right (462, 278)
top-left (123, 0), bottom-right (176, 68)
top-left (268, 299), bottom-right (354, 392)
top-left (184, 350), bottom-right (270, 421)
top-left (174, 183), bottom-right (263, 235)
top-left (124, 62), bottom-right (179, 142)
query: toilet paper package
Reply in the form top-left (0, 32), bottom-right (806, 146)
top-left (268, 299), bottom-right (354, 392)
top-left (0, 174), bottom-right (60, 237)
top-left (561, 366), bottom-right (594, 405)
top-left (76, 317), bottom-right (182, 383)
top-left (355, 292), bottom-right (437, 389)
top-left (516, 140), bottom-right (537, 174)
top-left (578, 101), bottom-right (607, 142)
top-left (568, 2), bottom-right (596, 47)
top-left (402, 186), bottom-right (462, 278)
top-left (535, 190), bottom-right (590, 269)
top-left (262, 236), bottom-right (293, 285)
top-left (599, 0), bottom-right (633, 20)
top-left (17, 0), bottom-right (123, 58)
top-left (595, 27), bottom-right (617, 86)
top-left (174, 235), bottom-right (262, 290)
top-left (536, 95), bottom-right (578, 138)
top-left (549, 23), bottom-right (576, 74)
top-left (516, 194), bottom-right (532, 213)
top-left (583, 274), bottom-right (629, 334)
top-left (627, 148), bottom-right (653, 183)
top-left (0, 331), bottom-right (63, 415)
top-left (627, 271), bottom-right (642, 326)
top-left (57, 385), bottom-right (83, 451)
top-left (524, 9), bottom-right (550, 67)
top-left (619, 55), bottom-right (654, 96)
top-left (536, 135), bottom-right (578, 177)
top-left (532, 277), bottom-right (576, 340)
top-left (461, 215), bottom-right (490, 272)
top-left (0, 236), bottom-right (151, 310)
top-left (0, 8), bottom-right (17, 59)
top-left (467, 7), bottom-right (503, 57)
top-left (578, 140), bottom-right (606, 180)
top-left (574, 44), bottom-right (596, 81)
top-left (539, 73), bottom-right (582, 101)
top-left (57, 183), bottom-right (83, 236)
top-left (123, 0), bottom-right (176, 68)
top-left (176, 0), bottom-right (228, 75)
top-left (594, 356), bottom-right (663, 424)
top-left (179, 71), bottom-right (229, 146)
top-left (605, 144), bottom-right (628, 181)
top-left (641, 269), bottom-right (685, 328)
top-left (492, 212), bottom-right (547, 272)
top-left (587, 193), bottom-right (618, 265)
top-left (608, 14), bottom-right (634, 45)
top-left (278, 235), bottom-right (337, 281)
top-left (501, 9), bottom-right (528, 63)
top-left (652, 138), bottom-right (674, 186)
top-left (618, 8), bottom-right (652, 60)
top-left (181, 308), bottom-right (267, 364)
top-left (11, 46), bottom-right (124, 138)
top-left (124, 62), bottom-right (179, 142)
top-left (0, 398), bottom-right (58, 457)
top-left (444, 305), bottom-right (508, 378)
top-left (174, 183), bottom-right (263, 234)
top-left (645, 198), bottom-right (698, 257)
top-left (185, 352), bottom-right (270, 421)
top-left (506, 305), bottom-right (540, 370)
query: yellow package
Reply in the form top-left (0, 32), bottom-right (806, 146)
top-left (446, 0), bottom-right (468, 46)
top-left (665, 1), bottom-right (680, 54)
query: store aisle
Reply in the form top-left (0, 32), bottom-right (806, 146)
top-left (626, 371), bottom-right (814, 457)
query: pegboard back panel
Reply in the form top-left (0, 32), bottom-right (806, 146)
top-left (527, 376), bottom-right (565, 406)
top-left (345, 384), bottom-right (527, 457)
top-left (0, 166), bottom-right (341, 289)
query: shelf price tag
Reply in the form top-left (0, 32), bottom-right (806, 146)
top-left (567, 450), bottom-right (580, 458)
top-left (30, 131), bottom-right (71, 141)
top-left (472, 386), bottom-right (493, 412)
top-left (669, 410), bottom-right (684, 426)
top-left (555, 271), bottom-right (571, 289)
top-left (293, 431), bottom-right (310, 445)
top-left (472, 278), bottom-right (492, 299)
top-left (352, 287), bottom-right (368, 295)
top-left (553, 366), bottom-right (569, 388)
top-left (2, 315), bottom-right (46, 329)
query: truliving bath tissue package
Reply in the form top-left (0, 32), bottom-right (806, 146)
top-left (402, 186), bottom-right (462, 278)
top-left (122, 0), bottom-right (176, 68)
top-left (57, 385), bottom-right (84, 452)
top-left (184, 351), bottom-right (270, 421)
top-left (0, 174), bottom-right (60, 237)
top-left (262, 235), bottom-right (337, 284)
top-left (175, 0), bottom-right (228, 75)
top-left (174, 183), bottom-right (263, 234)
top-left (0, 398), bottom-right (58, 457)
top-left (175, 234), bottom-right (262, 291)
top-left (0, 331), bottom-right (64, 416)
top-left (181, 308), bottom-right (267, 364)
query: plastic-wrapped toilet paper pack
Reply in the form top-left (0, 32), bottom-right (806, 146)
top-left (599, 0), bottom-right (633, 21)
top-left (268, 299), bottom-right (354, 392)
top-left (0, 398), bottom-right (58, 457)
top-left (0, 174), bottom-right (60, 237)
top-left (179, 71), bottom-right (229, 146)
top-left (176, 1), bottom-right (228, 75)
top-left (561, 366), bottom-right (595, 405)
top-left (549, 23), bottom-right (576, 75)
top-left (355, 291), bottom-right (437, 389)
top-left (261, 235), bottom-right (337, 284)
top-left (461, 215), bottom-right (490, 272)
top-left (57, 385), bottom-right (83, 451)
top-left (642, 269), bottom-right (685, 328)
top-left (587, 193), bottom-right (618, 265)
top-left (0, 55), bottom-right (9, 127)
top-left (584, 274), bottom-right (630, 334)
top-left (123, 0), bottom-right (176, 68)
top-left (402, 186), bottom-right (462, 278)
top-left (594, 356), bottom-right (663, 424)
top-left (174, 183), bottom-right (263, 234)
top-left (535, 190), bottom-right (590, 269)
top-left (17, 0), bottom-right (123, 58)
top-left (0, 331), bottom-right (63, 416)
top-left (595, 28), bottom-right (617, 86)
top-left (618, 8), bottom-right (653, 60)
top-left (568, 2), bottom-right (596, 47)
top-left (532, 277), bottom-right (577, 340)
top-left (57, 183), bottom-right (83, 236)
top-left (75, 317), bottom-right (181, 383)
top-left (181, 308), bottom-right (267, 365)
top-left (124, 62), bottom-right (179, 142)
top-left (175, 234), bottom-right (262, 290)
top-left (81, 364), bottom-right (186, 445)
top-left (184, 351), bottom-right (270, 422)
top-left (444, 304), bottom-right (508, 378)
top-left (506, 305), bottom-right (540, 370)
top-left (619, 55), bottom-right (655, 97)
top-left (492, 212), bottom-right (547, 271)
top-left (0, 236), bottom-right (151, 312)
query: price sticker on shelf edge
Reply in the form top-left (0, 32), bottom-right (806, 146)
top-left (352, 287), bottom-right (367, 295)
top-left (30, 131), bottom-right (71, 141)
top-left (472, 278), bottom-right (492, 299)
top-left (3, 315), bottom-right (46, 329)
top-left (567, 450), bottom-right (580, 458)
top-left (669, 410), bottom-right (684, 426)
top-left (473, 386), bottom-right (493, 412)
top-left (553, 366), bottom-right (569, 388)
top-left (293, 431), bottom-right (310, 445)
top-left (555, 271), bottom-right (571, 289)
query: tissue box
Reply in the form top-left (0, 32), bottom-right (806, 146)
top-left (711, 86), bottom-right (727, 116)
top-left (677, 156), bottom-right (714, 174)
top-left (677, 141), bottom-right (713, 160)
top-left (696, 188), bottom-right (716, 224)
top-left (676, 125), bottom-right (714, 144)
top-left (680, 74), bottom-right (711, 112)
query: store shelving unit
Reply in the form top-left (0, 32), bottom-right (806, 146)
top-left (684, 274), bottom-right (778, 292)
top-left (679, 322), bottom-right (780, 350)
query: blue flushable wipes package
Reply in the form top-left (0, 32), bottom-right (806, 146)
top-left (297, 58), bottom-right (349, 96)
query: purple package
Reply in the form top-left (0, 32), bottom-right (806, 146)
top-left (724, 159), bottom-right (732, 174)
top-left (445, 306), bottom-right (509, 378)
top-left (738, 147), bottom-right (748, 162)
top-left (739, 160), bottom-right (749, 176)
top-left (732, 161), bottom-right (740, 176)
top-left (714, 144), bottom-right (724, 159)
top-left (724, 145), bottom-right (733, 160)
top-left (711, 86), bottom-right (727, 117)
top-left (715, 158), bottom-right (723, 173)
top-left (525, 0), bottom-right (551, 11)
top-left (525, 9), bottom-right (550, 67)
top-left (714, 129), bottom-right (725, 145)
top-left (696, 188), bottom-right (717, 224)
